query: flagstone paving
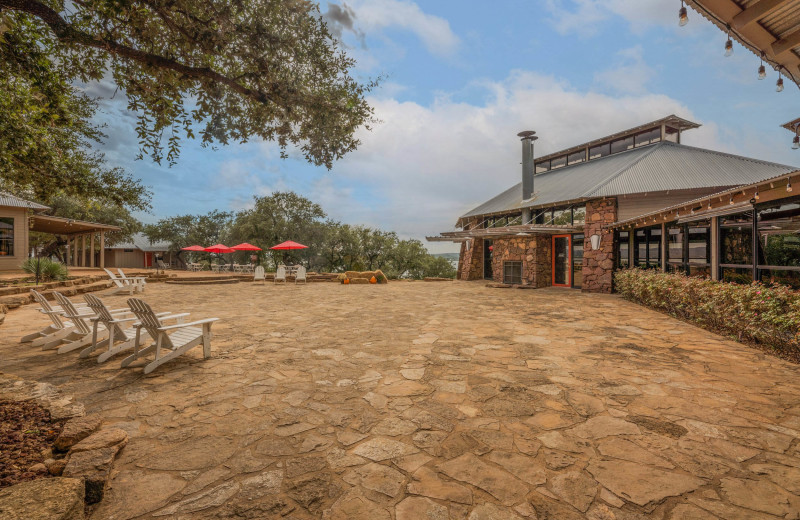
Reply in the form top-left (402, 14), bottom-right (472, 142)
top-left (1, 280), bottom-right (800, 519)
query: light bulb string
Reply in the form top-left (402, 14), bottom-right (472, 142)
top-left (685, 1), bottom-right (797, 88)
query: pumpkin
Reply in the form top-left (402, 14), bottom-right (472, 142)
top-left (343, 278), bottom-right (350, 285)
top-left (369, 276), bottom-right (377, 284)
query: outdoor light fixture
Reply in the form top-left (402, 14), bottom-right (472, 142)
top-left (793, 135), bottom-right (800, 150)
top-left (758, 54), bottom-right (766, 80)
top-left (724, 27), bottom-right (733, 57)
top-left (590, 234), bottom-right (601, 251)
top-left (707, 200), bottom-right (712, 210)
top-left (788, 180), bottom-right (794, 193)
top-left (729, 195), bottom-right (734, 205)
top-left (755, 189), bottom-right (760, 200)
top-left (777, 71), bottom-right (785, 92)
top-left (679, 1), bottom-right (688, 26)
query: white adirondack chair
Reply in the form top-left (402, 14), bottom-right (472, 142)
top-left (80, 294), bottom-right (145, 363)
top-left (254, 265), bottom-right (266, 284)
top-left (295, 265), bottom-right (307, 285)
top-left (52, 292), bottom-right (108, 354)
top-left (122, 298), bottom-right (218, 374)
top-left (117, 268), bottom-right (146, 293)
top-left (104, 268), bottom-right (135, 295)
top-left (274, 265), bottom-right (287, 284)
top-left (22, 290), bottom-right (80, 349)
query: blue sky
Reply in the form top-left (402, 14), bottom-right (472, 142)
top-left (89, 0), bottom-right (800, 253)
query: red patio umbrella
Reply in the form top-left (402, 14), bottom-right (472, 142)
top-left (232, 242), bottom-right (263, 265)
top-left (270, 240), bottom-right (308, 250)
top-left (231, 242), bottom-right (262, 251)
top-left (181, 245), bottom-right (206, 251)
top-left (204, 244), bottom-right (235, 269)
top-left (204, 244), bottom-right (235, 254)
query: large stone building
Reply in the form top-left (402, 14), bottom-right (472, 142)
top-left (430, 115), bottom-right (800, 292)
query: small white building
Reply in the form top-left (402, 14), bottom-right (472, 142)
top-left (104, 233), bottom-right (174, 269)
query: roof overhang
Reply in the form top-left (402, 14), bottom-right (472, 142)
top-left (610, 170), bottom-right (799, 229)
top-left (457, 197), bottom-right (594, 228)
top-left (431, 223), bottom-right (583, 241)
top-left (29, 215), bottom-right (122, 236)
top-left (687, 0), bottom-right (800, 88)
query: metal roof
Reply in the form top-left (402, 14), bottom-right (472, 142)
top-left (0, 192), bottom-right (50, 211)
top-left (459, 141), bottom-right (797, 222)
top-left (110, 232), bottom-right (171, 252)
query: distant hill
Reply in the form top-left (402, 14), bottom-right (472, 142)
top-left (432, 253), bottom-right (459, 262)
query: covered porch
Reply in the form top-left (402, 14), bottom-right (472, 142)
top-left (28, 215), bottom-right (121, 269)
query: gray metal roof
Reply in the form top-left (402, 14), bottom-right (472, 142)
top-left (110, 232), bottom-right (171, 252)
top-left (0, 192), bottom-right (50, 211)
top-left (460, 141), bottom-right (797, 221)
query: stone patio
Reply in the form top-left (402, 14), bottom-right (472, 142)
top-left (1, 280), bottom-right (799, 519)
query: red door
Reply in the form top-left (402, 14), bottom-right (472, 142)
top-left (552, 235), bottom-right (571, 287)
top-left (144, 252), bottom-right (153, 268)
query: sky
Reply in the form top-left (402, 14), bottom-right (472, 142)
top-left (87, 0), bottom-right (800, 254)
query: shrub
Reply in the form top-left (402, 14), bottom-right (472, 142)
top-left (614, 268), bottom-right (800, 357)
top-left (21, 258), bottom-right (69, 282)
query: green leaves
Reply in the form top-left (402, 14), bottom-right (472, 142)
top-left (0, 12), bottom-right (150, 209)
top-left (2, 0), bottom-right (376, 167)
top-left (614, 269), bottom-right (800, 359)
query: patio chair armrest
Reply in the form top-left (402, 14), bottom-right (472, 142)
top-left (109, 316), bottom-right (140, 324)
top-left (158, 312), bottom-right (191, 322)
top-left (158, 318), bottom-right (219, 331)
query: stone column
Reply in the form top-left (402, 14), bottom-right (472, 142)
top-left (99, 231), bottom-right (105, 269)
top-left (582, 198), bottom-right (617, 293)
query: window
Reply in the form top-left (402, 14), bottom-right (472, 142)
top-left (507, 214), bottom-right (522, 226)
top-left (0, 217), bottom-right (13, 257)
top-left (756, 199), bottom-right (800, 289)
top-left (634, 128), bottom-right (661, 147)
top-left (503, 261), bottom-right (522, 285)
top-left (610, 136), bottom-right (634, 154)
top-left (552, 208), bottom-right (572, 226)
top-left (634, 226), bottom-right (661, 269)
top-left (616, 230), bottom-right (630, 268)
top-left (572, 234), bottom-right (584, 289)
top-left (589, 143), bottom-right (610, 160)
top-left (550, 155), bottom-right (567, 170)
top-left (666, 221), bottom-right (710, 277)
top-left (720, 210), bottom-right (754, 284)
top-left (535, 209), bottom-right (552, 225)
top-left (535, 161), bottom-right (550, 174)
top-left (567, 150), bottom-right (586, 165)
top-left (572, 206), bottom-right (586, 226)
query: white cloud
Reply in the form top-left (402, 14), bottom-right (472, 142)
top-left (325, 0), bottom-right (460, 58)
top-left (299, 70), bottom-right (725, 253)
top-left (545, 0), bottom-right (675, 37)
top-left (594, 45), bottom-right (656, 94)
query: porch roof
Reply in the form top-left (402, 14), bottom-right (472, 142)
top-left (430, 223), bottom-right (582, 241)
top-left (29, 215), bottom-right (121, 236)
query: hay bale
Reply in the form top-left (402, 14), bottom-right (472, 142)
top-left (349, 278), bottom-right (370, 285)
top-left (344, 271), bottom-right (369, 280)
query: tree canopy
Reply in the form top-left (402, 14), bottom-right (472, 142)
top-left (0, 11), bottom-right (150, 208)
top-left (0, 0), bottom-right (376, 167)
top-left (144, 191), bottom-right (456, 279)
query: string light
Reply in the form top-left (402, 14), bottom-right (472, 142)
top-left (777, 69), bottom-right (785, 92)
top-left (758, 53), bottom-right (766, 80)
top-left (724, 26), bottom-right (733, 57)
top-left (793, 135), bottom-right (799, 150)
top-left (679, 1), bottom-right (688, 26)
top-left (754, 189), bottom-right (760, 200)
top-left (729, 195), bottom-right (734, 205)
top-left (788, 179), bottom-right (793, 193)
top-left (707, 200), bottom-right (712, 210)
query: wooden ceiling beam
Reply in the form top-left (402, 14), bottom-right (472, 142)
top-left (732, 0), bottom-right (791, 30)
top-left (772, 28), bottom-right (800, 57)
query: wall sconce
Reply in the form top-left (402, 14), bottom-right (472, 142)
top-left (590, 234), bottom-right (601, 250)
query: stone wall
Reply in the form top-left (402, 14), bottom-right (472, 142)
top-left (457, 219), bottom-right (485, 281)
top-left (489, 235), bottom-right (550, 287)
top-left (582, 198), bottom-right (617, 293)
